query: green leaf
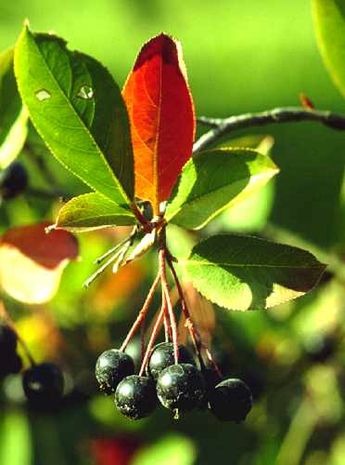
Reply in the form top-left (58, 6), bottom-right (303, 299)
top-left (312, 0), bottom-right (345, 97)
top-left (165, 148), bottom-right (278, 229)
top-left (0, 48), bottom-right (28, 168)
top-left (214, 134), bottom-right (274, 154)
top-left (184, 234), bottom-right (326, 311)
top-left (14, 26), bottom-right (134, 204)
top-left (54, 193), bottom-right (136, 232)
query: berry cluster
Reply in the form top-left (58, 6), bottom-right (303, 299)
top-left (95, 342), bottom-right (253, 421)
top-left (0, 322), bottom-right (64, 408)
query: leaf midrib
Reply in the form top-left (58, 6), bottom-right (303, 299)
top-left (22, 29), bottom-right (129, 204)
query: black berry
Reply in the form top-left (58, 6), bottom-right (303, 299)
top-left (0, 162), bottom-right (28, 200)
top-left (156, 363), bottom-right (205, 412)
top-left (0, 324), bottom-right (22, 379)
top-left (147, 342), bottom-right (194, 380)
top-left (0, 353), bottom-right (22, 378)
top-left (209, 378), bottom-right (253, 422)
top-left (0, 324), bottom-right (17, 353)
top-left (95, 349), bottom-right (134, 395)
top-left (22, 362), bottom-right (64, 406)
top-left (198, 366), bottom-right (222, 409)
top-left (115, 375), bottom-right (157, 420)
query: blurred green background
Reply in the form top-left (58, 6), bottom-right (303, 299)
top-left (1, 1), bottom-right (345, 465)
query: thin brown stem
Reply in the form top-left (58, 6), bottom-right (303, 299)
top-left (139, 305), bottom-right (165, 376)
top-left (166, 256), bottom-right (222, 375)
top-left (159, 247), bottom-right (179, 364)
top-left (120, 270), bottom-right (161, 352)
top-left (161, 289), bottom-right (170, 342)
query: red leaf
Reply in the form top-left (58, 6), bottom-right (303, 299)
top-left (0, 222), bottom-right (78, 303)
top-left (0, 222), bottom-right (78, 269)
top-left (123, 33), bottom-right (195, 214)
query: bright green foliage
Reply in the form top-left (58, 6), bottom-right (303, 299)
top-left (0, 48), bottom-right (28, 168)
top-left (165, 148), bottom-right (278, 229)
top-left (14, 26), bottom-right (134, 204)
top-left (184, 234), bottom-right (326, 311)
top-left (312, 0), bottom-right (345, 97)
top-left (54, 193), bottom-right (136, 232)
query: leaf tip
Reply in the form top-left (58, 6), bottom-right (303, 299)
top-left (23, 18), bottom-right (30, 29)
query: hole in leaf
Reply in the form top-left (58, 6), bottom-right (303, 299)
top-left (77, 85), bottom-right (94, 100)
top-left (35, 89), bottom-right (51, 101)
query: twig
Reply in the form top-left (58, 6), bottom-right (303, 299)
top-left (194, 106), bottom-right (345, 152)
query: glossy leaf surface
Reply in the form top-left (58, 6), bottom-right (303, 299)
top-left (0, 222), bottom-right (78, 303)
top-left (14, 26), bottom-right (134, 204)
top-left (312, 0), bottom-right (345, 97)
top-left (54, 193), bottom-right (136, 232)
top-left (123, 33), bottom-right (195, 213)
top-left (165, 148), bottom-right (278, 229)
top-left (0, 48), bottom-right (28, 168)
top-left (185, 234), bottom-right (326, 311)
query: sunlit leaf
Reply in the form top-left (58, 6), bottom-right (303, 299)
top-left (312, 0), bottom-right (345, 97)
top-left (14, 26), bottom-right (134, 204)
top-left (215, 134), bottom-right (274, 154)
top-left (0, 48), bottom-right (28, 168)
top-left (184, 234), bottom-right (326, 311)
top-left (165, 148), bottom-right (278, 229)
top-left (54, 193), bottom-right (136, 232)
top-left (0, 222), bottom-right (78, 303)
top-left (123, 33), bottom-right (195, 214)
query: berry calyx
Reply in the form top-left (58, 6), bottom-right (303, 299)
top-left (0, 162), bottom-right (28, 200)
top-left (95, 349), bottom-right (135, 395)
top-left (22, 362), bottom-right (64, 406)
top-left (115, 375), bottom-right (157, 420)
top-left (147, 342), bottom-right (194, 380)
top-left (208, 378), bottom-right (253, 422)
top-left (156, 363), bottom-right (205, 413)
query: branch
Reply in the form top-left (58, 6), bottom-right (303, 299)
top-left (193, 106), bottom-right (345, 153)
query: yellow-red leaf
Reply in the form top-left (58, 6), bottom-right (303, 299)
top-left (0, 222), bottom-right (78, 303)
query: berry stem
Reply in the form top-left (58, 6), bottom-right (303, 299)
top-left (162, 289), bottom-right (171, 342)
top-left (159, 247), bottom-right (179, 365)
top-left (166, 256), bottom-right (222, 376)
top-left (120, 271), bottom-right (161, 352)
top-left (138, 305), bottom-right (165, 376)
